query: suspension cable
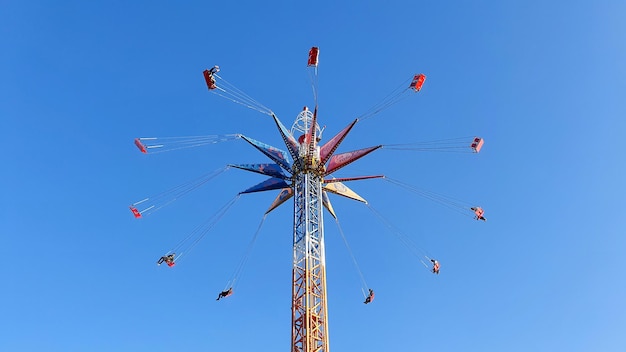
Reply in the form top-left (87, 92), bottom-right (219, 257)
top-left (357, 76), bottom-right (414, 122)
top-left (130, 166), bottom-right (230, 218)
top-left (384, 177), bottom-right (476, 218)
top-left (211, 74), bottom-right (273, 116)
top-left (334, 217), bottom-right (369, 297)
top-left (134, 134), bottom-right (241, 154)
top-left (223, 214), bottom-right (267, 291)
top-left (383, 136), bottom-right (479, 153)
top-left (176, 194), bottom-right (241, 262)
top-left (365, 203), bottom-right (440, 274)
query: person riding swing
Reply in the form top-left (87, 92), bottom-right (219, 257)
top-left (364, 289), bottom-right (375, 304)
top-left (216, 287), bottom-right (233, 301)
top-left (157, 253), bottom-right (176, 267)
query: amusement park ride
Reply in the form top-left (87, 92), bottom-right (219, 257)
top-left (130, 47), bottom-right (485, 352)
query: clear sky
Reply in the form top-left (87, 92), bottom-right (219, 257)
top-left (2, 1), bottom-right (626, 351)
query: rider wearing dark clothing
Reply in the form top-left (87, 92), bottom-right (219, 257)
top-left (216, 287), bottom-right (233, 301)
top-left (157, 254), bottom-right (175, 266)
top-left (430, 259), bottom-right (440, 274)
top-left (471, 207), bottom-right (487, 221)
top-left (364, 289), bottom-right (375, 304)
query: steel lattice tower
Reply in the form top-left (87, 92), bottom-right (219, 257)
top-left (290, 109), bottom-right (329, 352)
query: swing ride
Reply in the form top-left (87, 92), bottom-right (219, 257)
top-left (129, 47), bottom-right (486, 352)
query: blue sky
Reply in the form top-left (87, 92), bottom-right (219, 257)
top-left (2, 1), bottom-right (625, 351)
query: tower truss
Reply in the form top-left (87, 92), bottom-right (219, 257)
top-left (292, 171), bottom-right (329, 352)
